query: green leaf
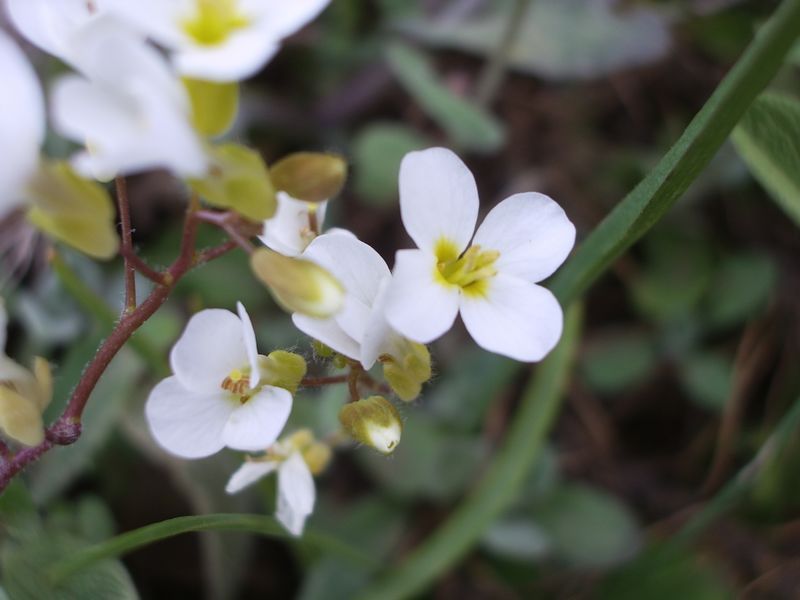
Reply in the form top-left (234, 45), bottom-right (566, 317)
top-left (678, 351), bottom-right (733, 412)
top-left (481, 518), bottom-right (550, 561)
top-left (732, 92), bottom-right (800, 228)
top-left (534, 483), bottom-right (641, 568)
top-left (704, 253), bottom-right (777, 329)
top-left (385, 42), bottom-right (505, 153)
top-left (189, 143), bottom-right (277, 222)
top-left (581, 330), bottom-right (658, 394)
top-left (299, 559), bottom-right (372, 600)
top-left (395, 0), bottom-right (670, 81)
top-left (0, 481), bottom-right (41, 541)
top-left (352, 123), bottom-right (431, 205)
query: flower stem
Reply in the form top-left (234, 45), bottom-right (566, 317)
top-left (115, 176), bottom-right (137, 313)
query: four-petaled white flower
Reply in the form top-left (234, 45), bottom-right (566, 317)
top-left (292, 229), bottom-right (408, 370)
top-left (226, 438), bottom-right (315, 536)
top-left (146, 303), bottom-right (292, 458)
top-left (106, 0), bottom-right (332, 82)
top-left (50, 18), bottom-right (207, 180)
top-left (0, 30), bottom-right (45, 219)
top-left (259, 192), bottom-right (328, 257)
top-left (385, 147), bottom-right (576, 362)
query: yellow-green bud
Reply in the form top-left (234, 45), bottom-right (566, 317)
top-left (270, 152), bottom-right (347, 203)
top-left (339, 396), bottom-right (402, 455)
top-left (184, 78), bottom-right (239, 138)
top-left (311, 340), bottom-right (334, 358)
top-left (0, 357), bottom-right (52, 446)
top-left (303, 442), bottom-right (332, 475)
top-left (250, 248), bottom-right (344, 318)
top-left (381, 341), bottom-right (432, 402)
top-left (258, 350), bottom-right (307, 394)
top-left (332, 354), bottom-right (348, 370)
top-left (26, 161), bottom-right (119, 260)
top-left (189, 143), bottom-right (276, 222)
top-left (285, 428), bottom-right (315, 451)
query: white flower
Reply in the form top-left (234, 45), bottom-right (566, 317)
top-left (385, 148), bottom-right (576, 362)
top-left (226, 438), bottom-right (316, 536)
top-left (145, 303), bottom-right (293, 459)
top-left (0, 31), bottom-right (45, 219)
top-left (259, 192), bottom-right (328, 257)
top-left (291, 229), bottom-right (408, 369)
top-left (105, 0), bottom-right (332, 82)
top-left (50, 18), bottom-right (207, 180)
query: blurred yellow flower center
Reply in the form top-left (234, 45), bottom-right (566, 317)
top-left (221, 366), bottom-right (250, 397)
top-left (434, 239), bottom-right (499, 297)
top-left (183, 0), bottom-right (250, 46)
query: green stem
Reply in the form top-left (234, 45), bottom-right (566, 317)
top-left (48, 513), bottom-right (376, 584)
top-left (357, 304), bottom-right (582, 600)
top-left (550, 0), bottom-right (800, 306)
top-left (358, 1), bottom-right (800, 598)
top-left (474, 0), bottom-right (532, 107)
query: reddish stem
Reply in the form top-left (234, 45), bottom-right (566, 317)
top-left (115, 177), bottom-right (137, 313)
top-left (301, 374), bottom-right (349, 387)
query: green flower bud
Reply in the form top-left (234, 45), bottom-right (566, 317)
top-left (189, 143), bottom-right (276, 222)
top-left (258, 350), bottom-right (307, 394)
top-left (25, 161), bottom-right (119, 260)
top-left (270, 152), bottom-right (347, 203)
top-left (250, 248), bottom-right (344, 318)
top-left (184, 78), bottom-right (239, 138)
top-left (311, 340), bottom-right (334, 358)
top-left (339, 396), bottom-right (402, 455)
top-left (381, 341), bottom-right (432, 402)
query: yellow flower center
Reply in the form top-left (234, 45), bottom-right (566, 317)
top-left (182, 0), bottom-right (250, 46)
top-left (220, 366), bottom-right (251, 400)
top-left (434, 238), bottom-right (500, 297)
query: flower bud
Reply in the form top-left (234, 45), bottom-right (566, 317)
top-left (285, 428), bottom-right (315, 451)
top-left (270, 152), bottom-right (347, 203)
top-left (184, 78), bottom-right (239, 138)
top-left (259, 350), bottom-right (307, 394)
top-left (189, 143), bottom-right (277, 222)
top-left (339, 396), bottom-right (402, 455)
top-left (250, 248), bottom-right (344, 318)
top-left (26, 161), bottom-right (119, 260)
top-left (311, 340), bottom-right (334, 358)
top-left (303, 442), bottom-right (332, 475)
top-left (381, 341), bottom-right (432, 402)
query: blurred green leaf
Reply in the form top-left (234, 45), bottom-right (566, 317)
top-left (395, 0), bottom-right (671, 81)
top-left (678, 351), bottom-right (733, 412)
top-left (352, 123), bottom-right (431, 205)
top-left (703, 253), bottom-right (776, 329)
top-left (534, 483), bottom-right (641, 568)
top-left (358, 412), bottom-right (487, 501)
top-left (385, 42), bottom-right (505, 153)
top-left (732, 92), bottom-right (800, 228)
top-left (0, 481), bottom-right (41, 541)
top-left (597, 548), bottom-right (734, 600)
top-left (481, 517), bottom-right (550, 561)
top-left (581, 330), bottom-right (658, 394)
top-left (299, 559), bottom-right (371, 600)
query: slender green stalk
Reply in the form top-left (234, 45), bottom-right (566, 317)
top-left (358, 1), bottom-right (800, 598)
top-left (550, 0), bottom-right (800, 305)
top-left (474, 0), bottom-right (532, 107)
top-left (357, 305), bottom-right (582, 600)
top-left (48, 513), bottom-right (376, 584)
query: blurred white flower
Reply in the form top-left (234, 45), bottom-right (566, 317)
top-left (385, 147), bottom-right (576, 362)
top-left (0, 31), bottom-right (44, 219)
top-left (259, 192), bottom-right (328, 257)
top-left (50, 18), bottom-right (207, 180)
top-left (292, 229), bottom-right (410, 370)
top-left (106, 0), bottom-right (332, 82)
top-left (146, 303), bottom-right (293, 459)
top-left (226, 430), bottom-right (321, 536)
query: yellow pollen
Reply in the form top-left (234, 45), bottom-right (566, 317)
top-left (221, 367), bottom-right (250, 398)
top-left (182, 0), bottom-right (250, 46)
top-left (433, 238), bottom-right (500, 297)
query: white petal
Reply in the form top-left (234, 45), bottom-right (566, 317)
top-left (0, 299), bottom-right (7, 352)
top-left (225, 459), bottom-right (278, 494)
top-left (259, 193), bottom-right (327, 257)
top-left (398, 147), bottom-right (479, 254)
top-left (459, 274), bottom-right (563, 362)
top-left (145, 376), bottom-right (234, 459)
top-left (7, 0), bottom-right (96, 61)
top-left (360, 275), bottom-right (402, 369)
top-left (291, 314), bottom-right (360, 361)
top-left (472, 193), bottom-right (576, 282)
top-left (170, 309), bottom-right (248, 393)
top-left (245, 0), bottom-right (331, 38)
top-left (103, 0), bottom-right (188, 48)
top-left (173, 28), bottom-right (280, 82)
top-left (236, 302), bottom-right (261, 388)
top-left (0, 32), bottom-right (44, 218)
top-left (222, 386), bottom-right (292, 452)
top-left (276, 452), bottom-right (315, 537)
top-left (385, 249), bottom-right (460, 344)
